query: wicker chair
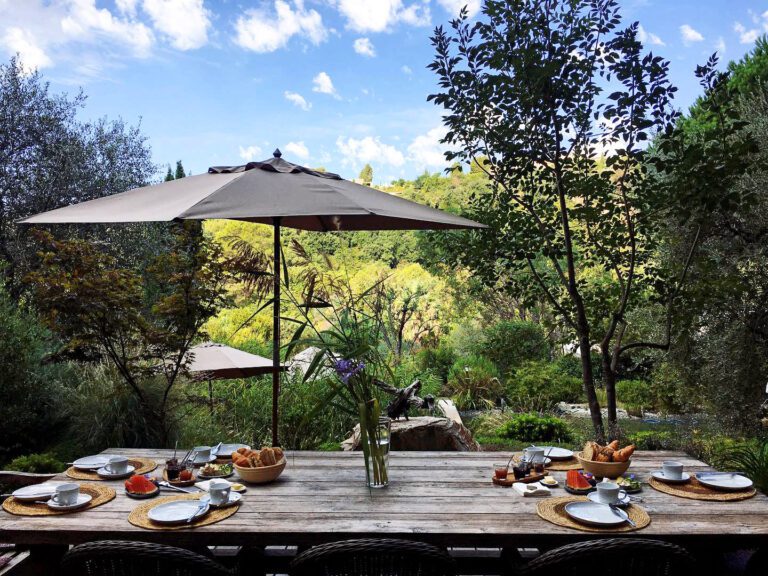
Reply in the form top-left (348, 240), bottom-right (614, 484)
top-left (60, 540), bottom-right (234, 576)
top-left (519, 538), bottom-right (695, 576)
top-left (289, 538), bottom-right (456, 576)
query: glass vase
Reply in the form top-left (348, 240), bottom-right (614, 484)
top-left (359, 403), bottom-right (390, 488)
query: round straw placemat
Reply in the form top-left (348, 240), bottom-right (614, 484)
top-left (537, 496), bottom-right (650, 532)
top-left (66, 457), bottom-right (158, 481)
top-left (648, 476), bottom-right (756, 501)
top-left (128, 494), bottom-right (240, 531)
top-left (512, 454), bottom-right (582, 472)
top-left (2, 483), bottom-right (116, 516)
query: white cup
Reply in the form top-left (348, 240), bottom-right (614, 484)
top-left (662, 460), bottom-right (684, 480)
top-left (51, 483), bottom-right (80, 506)
top-left (105, 456), bottom-right (129, 475)
top-left (524, 447), bottom-right (545, 463)
top-left (193, 446), bottom-right (211, 463)
top-left (209, 480), bottom-right (231, 506)
top-left (596, 480), bottom-right (626, 504)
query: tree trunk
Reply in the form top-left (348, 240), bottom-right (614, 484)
top-left (578, 331), bottom-right (605, 443)
top-left (601, 345), bottom-right (618, 439)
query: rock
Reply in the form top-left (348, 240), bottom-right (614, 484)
top-left (287, 346), bottom-right (333, 380)
top-left (341, 416), bottom-right (480, 452)
top-left (555, 402), bottom-right (630, 420)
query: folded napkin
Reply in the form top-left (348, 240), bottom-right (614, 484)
top-left (512, 482), bottom-right (551, 497)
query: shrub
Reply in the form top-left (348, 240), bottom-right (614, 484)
top-left (505, 361), bottom-right (583, 412)
top-left (478, 320), bottom-right (549, 376)
top-left (499, 413), bottom-right (574, 442)
top-left (616, 379), bottom-right (655, 415)
top-left (446, 355), bottom-right (503, 410)
top-left (416, 342), bottom-right (456, 384)
top-left (728, 440), bottom-right (768, 494)
top-left (553, 352), bottom-right (603, 383)
top-left (8, 453), bottom-right (66, 473)
top-left (392, 357), bottom-right (442, 400)
top-left (626, 430), bottom-right (675, 450)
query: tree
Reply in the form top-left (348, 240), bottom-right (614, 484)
top-left (359, 163), bottom-right (373, 186)
top-left (164, 166), bottom-right (174, 181)
top-left (175, 160), bottom-right (186, 180)
top-left (429, 0), bottom-right (679, 439)
top-left (26, 222), bottom-right (230, 445)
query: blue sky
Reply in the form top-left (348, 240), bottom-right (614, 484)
top-left (1, 0), bottom-right (766, 183)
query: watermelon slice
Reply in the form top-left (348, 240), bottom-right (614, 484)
top-left (125, 475), bottom-right (157, 495)
top-left (566, 470), bottom-right (592, 490)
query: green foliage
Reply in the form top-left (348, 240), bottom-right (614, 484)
top-left (7, 453), bottom-right (66, 474)
top-left (616, 380), bottom-right (654, 415)
top-left (416, 342), bottom-right (456, 384)
top-left (478, 320), bottom-right (548, 377)
top-left (625, 430), bottom-right (675, 450)
top-left (727, 440), bottom-right (768, 494)
top-left (505, 361), bottom-right (583, 413)
top-left (359, 163), bottom-right (373, 185)
top-left (499, 413), bottom-right (574, 443)
top-left (446, 355), bottom-right (502, 410)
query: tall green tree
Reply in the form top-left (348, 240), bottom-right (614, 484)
top-left (429, 0), bottom-right (679, 439)
top-left (175, 160), bottom-right (186, 180)
top-left (359, 163), bottom-right (373, 186)
top-left (164, 166), bottom-right (174, 181)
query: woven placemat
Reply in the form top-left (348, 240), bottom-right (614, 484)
top-left (2, 483), bottom-right (116, 516)
top-left (512, 454), bottom-right (582, 472)
top-left (128, 494), bottom-right (240, 531)
top-left (66, 457), bottom-right (158, 481)
top-left (537, 496), bottom-right (650, 532)
top-left (648, 476), bottom-right (756, 501)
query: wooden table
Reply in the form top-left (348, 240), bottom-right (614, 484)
top-left (2, 450), bottom-right (767, 553)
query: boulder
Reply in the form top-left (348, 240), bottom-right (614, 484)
top-left (341, 416), bottom-right (480, 452)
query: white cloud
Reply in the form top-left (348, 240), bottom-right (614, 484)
top-left (353, 37), bottom-right (376, 57)
top-left (401, 65), bottom-right (413, 75)
top-left (141, 0), bottom-right (211, 50)
top-left (284, 91), bottom-right (312, 111)
top-left (436, 0), bottom-right (481, 18)
top-left (239, 145), bottom-right (263, 162)
top-left (312, 71), bottom-right (339, 98)
top-left (407, 126), bottom-right (449, 169)
top-left (715, 36), bottom-right (726, 53)
top-left (734, 22), bottom-right (760, 45)
top-left (61, 0), bottom-right (155, 57)
top-left (285, 141), bottom-right (310, 159)
top-left (1, 27), bottom-right (52, 71)
top-left (680, 24), bottom-right (704, 45)
top-left (333, 0), bottom-right (430, 33)
top-left (637, 25), bottom-right (665, 46)
top-left (115, 0), bottom-right (139, 16)
top-left (336, 136), bottom-right (405, 167)
top-left (235, 0), bottom-right (327, 53)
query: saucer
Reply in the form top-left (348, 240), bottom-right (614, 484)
top-left (96, 465), bottom-right (136, 479)
top-left (11, 484), bottom-right (64, 502)
top-left (587, 492), bottom-right (631, 506)
top-left (72, 455), bottom-right (111, 470)
top-left (651, 471), bottom-right (690, 484)
top-left (209, 492), bottom-right (242, 508)
top-left (47, 493), bottom-right (92, 511)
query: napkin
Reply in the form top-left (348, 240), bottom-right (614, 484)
top-left (512, 481), bottom-right (551, 497)
top-left (195, 479), bottom-right (235, 492)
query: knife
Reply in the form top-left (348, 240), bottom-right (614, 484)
top-left (186, 496), bottom-right (210, 524)
top-left (212, 442), bottom-right (223, 456)
top-left (608, 503), bottom-right (636, 527)
top-left (158, 481), bottom-right (196, 494)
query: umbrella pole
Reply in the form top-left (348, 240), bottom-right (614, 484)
top-left (272, 218), bottom-right (282, 446)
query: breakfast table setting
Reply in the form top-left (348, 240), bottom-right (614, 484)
top-left (1, 446), bottom-right (768, 571)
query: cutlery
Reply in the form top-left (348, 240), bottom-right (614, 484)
top-left (157, 481), bottom-right (196, 494)
top-left (186, 496), bottom-right (210, 524)
top-left (608, 503), bottom-right (635, 527)
top-left (212, 442), bottom-right (223, 456)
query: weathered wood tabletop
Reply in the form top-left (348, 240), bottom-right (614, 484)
top-left (1, 449), bottom-right (767, 549)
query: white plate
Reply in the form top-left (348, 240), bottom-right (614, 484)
top-left (11, 483), bottom-right (64, 502)
top-left (148, 499), bottom-right (210, 525)
top-left (564, 502), bottom-right (627, 527)
top-left (210, 492), bottom-right (242, 508)
top-left (696, 472), bottom-right (753, 491)
top-left (213, 444), bottom-right (250, 457)
top-left (588, 492), bottom-right (631, 506)
top-left (96, 465), bottom-right (136, 479)
top-left (192, 455), bottom-right (217, 466)
top-left (72, 455), bottom-right (111, 470)
top-left (651, 471), bottom-right (691, 484)
top-left (198, 470), bottom-right (234, 480)
top-left (46, 493), bottom-right (92, 511)
top-left (535, 446), bottom-right (574, 461)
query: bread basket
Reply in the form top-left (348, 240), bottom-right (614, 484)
top-left (576, 451), bottom-right (631, 478)
top-left (234, 458), bottom-right (286, 484)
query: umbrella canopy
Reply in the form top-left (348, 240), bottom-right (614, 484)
top-left (21, 150), bottom-right (487, 445)
top-left (20, 151), bottom-right (481, 230)
top-left (186, 342), bottom-right (286, 380)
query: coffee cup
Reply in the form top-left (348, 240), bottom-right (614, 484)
top-left (209, 480), bottom-right (231, 506)
top-left (193, 446), bottom-right (211, 463)
top-left (596, 480), bottom-right (626, 504)
top-left (662, 460), bottom-right (684, 480)
top-left (105, 456), bottom-right (129, 475)
top-left (51, 483), bottom-right (80, 507)
top-left (524, 447), bottom-right (545, 463)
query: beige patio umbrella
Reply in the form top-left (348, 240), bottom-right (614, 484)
top-left (21, 150), bottom-right (486, 445)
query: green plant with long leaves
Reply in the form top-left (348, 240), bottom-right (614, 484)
top-left (728, 440), bottom-right (768, 494)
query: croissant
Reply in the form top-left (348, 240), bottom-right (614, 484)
top-left (613, 444), bottom-right (635, 462)
top-left (273, 447), bottom-right (284, 461)
top-left (595, 451), bottom-right (612, 462)
top-left (599, 447), bottom-right (615, 461)
top-left (608, 440), bottom-right (620, 450)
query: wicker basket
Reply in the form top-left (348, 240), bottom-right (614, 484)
top-left (234, 458), bottom-right (286, 484)
top-left (576, 451), bottom-right (631, 478)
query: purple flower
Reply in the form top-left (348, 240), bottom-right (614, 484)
top-left (334, 359), bottom-right (365, 384)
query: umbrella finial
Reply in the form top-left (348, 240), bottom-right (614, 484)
top-left (273, 148), bottom-right (282, 158)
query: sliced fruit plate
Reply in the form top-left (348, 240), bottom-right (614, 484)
top-left (124, 475), bottom-right (160, 499)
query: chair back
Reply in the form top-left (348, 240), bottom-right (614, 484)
top-left (60, 540), bottom-right (232, 576)
top-left (521, 538), bottom-right (694, 576)
top-left (290, 538), bottom-right (456, 576)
